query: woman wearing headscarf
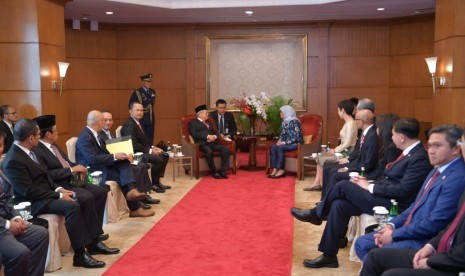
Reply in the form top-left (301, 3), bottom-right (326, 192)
top-left (268, 105), bottom-right (303, 179)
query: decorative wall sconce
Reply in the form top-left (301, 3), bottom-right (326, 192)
top-left (51, 62), bottom-right (70, 96)
top-left (425, 57), bottom-right (445, 93)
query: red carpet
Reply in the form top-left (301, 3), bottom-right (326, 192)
top-left (104, 171), bottom-right (295, 276)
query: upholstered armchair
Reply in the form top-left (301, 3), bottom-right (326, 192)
top-left (265, 114), bottom-right (323, 180)
top-left (180, 115), bottom-right (237, 179)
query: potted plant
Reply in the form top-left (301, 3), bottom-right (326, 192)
top-left (265, 96), bottom-right (293, 139)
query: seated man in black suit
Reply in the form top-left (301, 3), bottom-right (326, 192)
top-left (189, 104), bottom-right (230, 179)
top-left (0, 130), bottom-right (49, 275)
top-left (209, 99), bottom-right (237, 141)
top-left (31, 115), bottom-right (110, 241)
top-left (0, 105), bottom-right (19, 153)
top-left (99, 109), bottom-right (159, 207)
top-left (320, 109), bottom-right (379, 198)
top-left (76, 110), bottom-right (154, 218)
top-left (2, 119), bottom-right (119, 269)
top-left (121, 103), bottom-right (170, 193)
top-left (290, 118), bottom-right (432, 269)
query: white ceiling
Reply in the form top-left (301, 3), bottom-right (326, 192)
top-left (64, 0), bottom-right (436, 24)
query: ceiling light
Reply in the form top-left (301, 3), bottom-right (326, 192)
top-left (106, 11), bottom-right (114, 15)
top-left (377, 8), bottom-right (385, 11)
top-left (245, 11), bottom-right (253, 16)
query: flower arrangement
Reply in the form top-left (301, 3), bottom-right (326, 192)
top-left (230, 92), bottom-right (269, 121)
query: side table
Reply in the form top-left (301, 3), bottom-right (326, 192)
top-left (169, 155), bottom-right (193, 182)
top-left (301, 156), bottom-right (318, 181)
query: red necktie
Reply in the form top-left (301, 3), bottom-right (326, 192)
top-left (137, 122), bottom-right (144, 133)
top-left (437, 200), bottom-right (465, 253)
top-left (203, 121), bottom-right (210, 129)
top-left (386, 153), bottom-right (405, 170)
top-left (404, 170), bottom-right (440, 226)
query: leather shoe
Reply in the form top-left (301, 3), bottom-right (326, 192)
top-left (126, 188), bottom-right (147, 201)
top-left (303, 254), bottom-right (339, 268)
top-left (73, 252), bottom-right (105, 268)
top-left (153, 186), bottom-right (166, 193)
top-left (87, 242), bottom-right (120, 255)
top-left (290, 207), bottom-right (322, 225)
top-left (98, 234), bottom-right (109, 242)
top-left (129, 208), bottom-right (155, 217)
top-left (212, 172), bottom-right (222, 179)
top-left (141, 204), bottom-right (152, 210)
top-left (159, 183), bottom-right (171, 189)
top-left (142, 196), bottom-right (160, 204)
top-left (219, 171), bottom-right (228, 179)
top-left (303, 185), bottom-right (322, 191)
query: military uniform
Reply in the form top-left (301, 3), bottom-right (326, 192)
top-left (129, 73), bottom-right (156, 143)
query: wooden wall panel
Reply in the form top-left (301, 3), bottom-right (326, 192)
top-left (0, 0), bottom-right (39, 42)
top-left (329, 23), bottom-right (390, 56)
top-left (65, 59), bottom-right (118, 89)
top-left (389, 54), bottom-right (433, 87)
top-left (390, 18), bottom-right (435, 55)
top-left (0, 44), bottom-right (41, 91)
top-left (435, 0), bottom-right (465, 41)
top-left (0, 92), bottom-right (42, 118)
top-left (37, 0), bottom-right (65, 45)
top-left (117, 29), bottom-right (187, 59)
top-left (329, 56), bottom-right (389, 88)
top-left (65, 29), bottom-right (117, 59)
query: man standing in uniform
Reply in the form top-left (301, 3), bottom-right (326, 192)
top-left (129, 73), bottom-right (156, 143)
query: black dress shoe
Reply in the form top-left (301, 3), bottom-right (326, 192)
top-left (87, 242), bottom-right (120, 255)
top-left (73, 252), bottom-right (105, 268)
top-left (339, 236), bottom-right (348, 248)
top-left (159, 183), bottom-right (171, 189)
top-left (142, 197), bottom-right (161, 204)
top-left (153, 186), bottom-right (166, 193)
top-left (267, 174), bottom-right (275, 178)
top-left (303, 254), bottom-right (339, 268)
top-left (212, 172), bottom-right (222, 179)
top-left (219, 171), bottom-right (228, 179)
top-left (98, 234), bottom-right (109, 242)
top-left (290, 207), bottom-right (322, 225)
top-left (141, 204), bottom-right (152, 210)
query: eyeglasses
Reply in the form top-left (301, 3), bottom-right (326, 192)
top-left (5, 112), bottom-right (17, 115)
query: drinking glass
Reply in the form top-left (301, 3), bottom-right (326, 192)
top-left (90, 171), bottom-right (102, 185)
top-left (372, 206), bottom-right (389, 231)
top-left (18, 202), bottom-right (33, 220)
top-left (134, 152), bottom-right (143, 163)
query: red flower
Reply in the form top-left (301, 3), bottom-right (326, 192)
top-left (243, 106), bottom-right (252, 115)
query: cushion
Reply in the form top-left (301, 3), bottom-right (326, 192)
top-left (303, 134), bottom-right (313, 144)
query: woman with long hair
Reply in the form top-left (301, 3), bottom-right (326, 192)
top-left (268, 105), bottom-right (303, 179)
top-left (303, 99), bottom-right (357, 191)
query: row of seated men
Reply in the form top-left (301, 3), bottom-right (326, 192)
top-left (290, 98), bottom-right (465, 275)
top-left (0, 103), bottom-right (172, 274)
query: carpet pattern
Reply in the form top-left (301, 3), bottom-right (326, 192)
top-left (104, 171), bottom-right (295, 275)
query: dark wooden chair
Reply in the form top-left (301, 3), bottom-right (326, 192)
top-left (180, 115), bottom-right (237, 179)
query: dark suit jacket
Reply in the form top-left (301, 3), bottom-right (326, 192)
top-left (76, 127), bottom-right (115, 184)
top-left (0, 121), bottom-right (14, 153)
top-left (188, 118), bottom-right (220, 146)
top-left (33, 142), bottom-right (75, 188)
top-left (370, 143), bottom-right (403, 180)
top-left (0, 172), bottom-right (19, 234)
top-left (2, 144), bottom-right (61, 216)
top-left (347, 125), bottom-right (379, 176)
top-left (98, 130), bottom-right (114, 140)
top-left (120, 117), bottom-right (152, 153)
top-left (390, 157), bottom-right (465, 247)
top-left (373, 142), bottom-right (432, 210)
top-left (427, 189), bottom-right (465, 273)
top-left (209, 111), bottom-right (237, 139)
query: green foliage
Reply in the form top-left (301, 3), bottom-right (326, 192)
top-left (233, 113), bottom-right (250, 134)
top-left (266, 96), bottom-right (293, 134)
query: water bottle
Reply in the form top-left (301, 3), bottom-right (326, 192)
top-left (86, 166), bottom-right (92, 184)
top-left (360, 167), bottom-right (366, 177)
top-left (342, 149), bottom-right (350, 157)
top-left (327, 141), bottom-right (331, 152)
top-left (388, 199), bottom-right (396, 220)
top-left (225, 123), bottom-right (229, 135)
